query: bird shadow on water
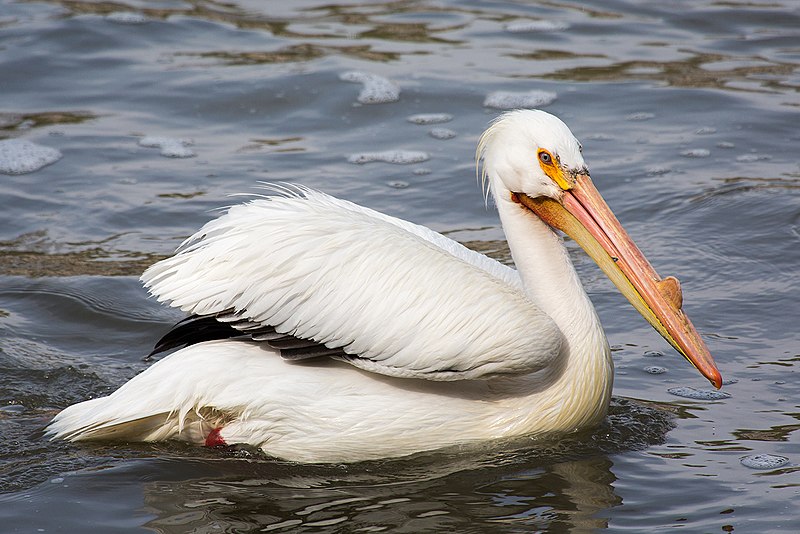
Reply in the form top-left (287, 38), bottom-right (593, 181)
top-left (4, 397), bottom-right (675, 532)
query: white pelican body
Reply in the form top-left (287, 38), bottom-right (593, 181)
top-left (48, 110), bottom-right (720, 462)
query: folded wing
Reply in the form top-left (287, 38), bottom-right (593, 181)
top-left (141, 186), bottom-right (563, 380)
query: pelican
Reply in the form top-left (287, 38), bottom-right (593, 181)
top-left (47, 110), bottom-right (721, 462)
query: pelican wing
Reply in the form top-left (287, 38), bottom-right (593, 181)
top-left (142, 186), bottom-right (562, 380)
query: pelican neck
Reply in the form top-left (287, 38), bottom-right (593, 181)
top-left (492, 188), bottom-right (603, 350)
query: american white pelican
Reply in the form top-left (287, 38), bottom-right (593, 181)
top-left (47, 110), bottom-right (721, 462)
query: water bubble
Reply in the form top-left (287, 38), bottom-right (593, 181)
top-left (412, 168), bottom-right (431, 175)
top-left (722, 377), bottom-right (739, 385)
top-left (643, 350), bottom-right (664, 358)
top-left (0, 139), bottom-right (62, 174)
top-left (717, 141), bottom-right (735, 149)
top-left (339, 71), bottom-right (400, 104)
top-left (736, 154), bottom-right (770, 162)
top-left (646, 165), bottom-right (671, 176)
top-left (429, 128), bottom-right (456, 140)
top-left (695, 127), bottom-right (717, 135)
top-left (667, 386), bottom-right (731, 400)
top-left (387, 180), bottom-right (409, 189)
top-left (681, 148), bottom-right (710, 158)
top-left (139, 136), bottom-right (189, 148)
top-left (644, 366), bottom-right (667, 374)
top-left (161, 145), bottom-right (195, 158)
top-left (483, 90), bottom-right (557, 110)
top-left (139, 136), bottom-right (196, 158)
top-left (505, 20), bottom-right (569, 32)
top-left (106, 12), bottom-right (149, 24)
top-left (740, 454), bottom-right (789, 470)
top-left (348, 150), bottom-right (429, 165)
top-left (407, 113), bottom-right (452, 125)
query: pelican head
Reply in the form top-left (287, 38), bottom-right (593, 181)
top-left (478, 109), bottom-right (722, 389)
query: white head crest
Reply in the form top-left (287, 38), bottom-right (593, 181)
top-left (477, 109), bottom-right (586, 203)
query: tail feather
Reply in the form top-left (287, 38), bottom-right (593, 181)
top-left (48, 394), bottom-right (227, 445)
top-left (49, 406), bottom-right (177, 442)
top-left (46, 341), bottom-right (246, 445)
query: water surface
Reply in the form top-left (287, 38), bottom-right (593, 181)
top-left (1, 0), bottom-right (799, 532)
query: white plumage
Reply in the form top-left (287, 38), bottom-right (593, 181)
top-left (143, 188), bottom-right (560, 380)
top-left (47, 110), bottom-right (720, 462)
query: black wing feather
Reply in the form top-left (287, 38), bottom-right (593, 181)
top-left (146, 314), bottom-right (245, 360)
top-left (147, 311), bottom-right (346, 362)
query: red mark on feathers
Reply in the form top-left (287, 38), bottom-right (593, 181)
top-left (205, 427), bottom-right (227, 447)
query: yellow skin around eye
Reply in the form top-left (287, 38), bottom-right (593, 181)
top-left (537, 148), bottom-right (573, 191)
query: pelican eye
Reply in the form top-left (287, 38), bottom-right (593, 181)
top-left (537, 148), bottom-right (571, 190)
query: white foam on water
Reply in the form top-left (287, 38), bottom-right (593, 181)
top-left (0, 139), bottom-right (62, 175)
top-left (106, 12), bottom-right (149, 24)
top-left (646, 165), bottom-right (672, 176)
top-left (139, 136), bottom-right (196, 158)
top-left (347, 150), bottom-right (429, 165)
top-left (160, 144), bottom-right (196, 158)
top-left (429, 128), bottom-right (456, 140)
top-left (339, 71), bottom-right (400, 104)
top-left (505, 20), bottom-right (569, 32)
top-left (740, 454), bottom-right (789, 470)
top-left (407, 113), bottom-right (453, 125)
top-left (696, 127), bottom-right (717, 135)
top-left (643, 366), bottom-right (667, 374)
top-left (667, 386), bottom-right (731, 400)
top-left (681, 148), bottom-right (710, 158)
top-left (483, 90), bottom-right (557, 109)
top-left (138, 136), bottom-right (193, 148)
top-left (736, 153), bottom-right (770, 162)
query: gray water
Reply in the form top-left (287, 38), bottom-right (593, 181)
top-left (1, 0), bottom-right (799, 532)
